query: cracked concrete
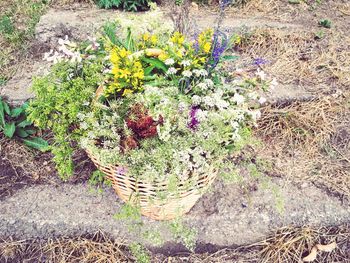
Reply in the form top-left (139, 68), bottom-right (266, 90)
top-left (1, 179), bottom-right (349, 250)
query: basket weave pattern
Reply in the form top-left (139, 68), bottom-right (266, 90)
top-left (87, 151), bottom-right (217, 220)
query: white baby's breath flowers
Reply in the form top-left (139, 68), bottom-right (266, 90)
top-left (164, 58), bottom-right (175, 65)
top-left (193, 69), bottom-right (201, 77)
top-left (204, 79), bottom-right (214, 88)
top-left (197, 82), bottom-right (208, 91)
top-left (182, 70), bottom-right (192, 78)
top-left (180, 60), bottom-right (191, 67)
top-left (167, 67), bottom-right (177, 75)
top-left (203, 96), bottom-right (215, 107)
top-left (232, 93), bottom-right (245, 105)
top-left (178, 101), bottom-right (188, 112)
top-left (199, 69), bottom-right (208, 76)
top-left (191, 95), bottom-right (201, 105)
top-left (195, 109), bottom-right (207, 121)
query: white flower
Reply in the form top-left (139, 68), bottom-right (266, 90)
top-left (197, 82), bottom-right (207, 91)
top-left (167, 67), bottom-right (177, 75)
top-left (231, 121), bottom-right (240, 130)
top-left (204, 79), bottom-right (214, 88)
top-left (164, 58), bottom-right (175, 65)
top-left (182, 70), bottom-right (192, 78)
top-left (196, 109), bottom-right (207, 121)
top-left (80, 122), bottom-right (88, 130)
top-left (203, 96), bottom-right (215, 107)
top-left (191, 95), bottom-right (201, 106)
top-left (258, 97), bottom-right (267, 105)
top-left (193, 69), bottom-right (201, 77)
top-left (256, 69), bottom-right (266, 81)
top-left (232, 93), bottom-right (245, 105)
top-left (180, 60), bottom-right (191, 67)
top-left (178, 102), bottom-right (187, 112)
top-left (199, 69), bottom-right (208, 76)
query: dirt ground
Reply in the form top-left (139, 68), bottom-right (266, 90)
top-left (1, 0), bottom-right (350, 262)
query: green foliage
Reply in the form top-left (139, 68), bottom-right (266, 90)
top-left (169, 219), bottom-right (197, 251)
top-left (1, 0), bottom-right (48, 84)
top-left (319, 19), bottom-right (332, 29)
top-left (114, 203), bottom-right (142, 222)
top-left (27, 61), bottom-right (104, 179)
top-left (129, 243), bottom-right (151, 263)
top-left (96, 0), bottom-right (153, 11)
top-left (0, 15), bottom-right (15, 35)
top-left (0, 97), bottom-right (48, 151)
top-left (89, 170), bottom-right (112, 187)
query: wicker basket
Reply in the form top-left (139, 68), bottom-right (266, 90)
top-left (87, 151), bottom-right (217, 220)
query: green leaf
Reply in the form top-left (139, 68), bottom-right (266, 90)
top-left (17, 119), bottom-right (32, 128)
top-left (10, 107), bottom-right (24, 118)
top-left (222, 55), bottom-right (239, 61)
top-left (24, 129), bottom-right (36, 135)
top-left (4, 122), bottom-right (15, 138)
top-left (16, 128), bottom-right (29, 138)
top-left (22, 137), bottom-right (49, 151)
top-left (3, 101), bottom-right (10, 115)
top-left (0, 98), bottom-right (5, 128)
top-left (141, 57), bottom-right (167, 73)
top-left (144, 66), bottom-right (155, 76)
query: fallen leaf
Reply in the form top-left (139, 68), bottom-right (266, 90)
top-left (303, 247), bottom-right (318, 262)
top-left (94, 85), bottom-right (105, 102)
top-left (316, 241), bottom-right (337, 252)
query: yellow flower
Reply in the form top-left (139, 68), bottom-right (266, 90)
top-left (203, 42), bottom-right (211, 53)
top-left (133, 70), bottom-right (144, 79)
top-left (158, 52), bottom-right (168, 61)
top-left (110, 49), bottom-right (120, 64)
top-left (122, 89), bottom-right (133, 96)
top-left (151, 35), bottom-right (158, 45)
top-left (171, 32), bottom-right (185, 45)
top-left (119, 48), bottom-right (130, 58)
top-left (198, 29), bottom-right (213, 46)
top-left (119, 69), bottom-right (131, 78)
top-left (142, 33), bottom-right (150, 41)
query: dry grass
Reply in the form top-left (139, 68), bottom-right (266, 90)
top-left (1, 226), bottom-right (349, 262)
top-left (255, 94), bottom-right (350, 200)
top-left (0, 231), bottom-right (131, 263)
top-left (238, 28), bottom-right (350, 90)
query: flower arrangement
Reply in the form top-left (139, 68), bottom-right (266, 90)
top-left (27, 5), bottom-right (271, 219)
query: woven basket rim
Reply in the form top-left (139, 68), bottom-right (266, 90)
top-left (86, 148), bottom-right (217, 185)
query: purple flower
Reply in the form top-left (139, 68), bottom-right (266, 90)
top-left (210, 30), bottom-right (228, 68)
top-left (253, 58), bottom-right (269, 66)
top-left (188, 106), bottom-right (200, 130)
top-left (220, 0), bottom-right (231, 9)
top-left (116, 166), bottom-right (128, 175)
